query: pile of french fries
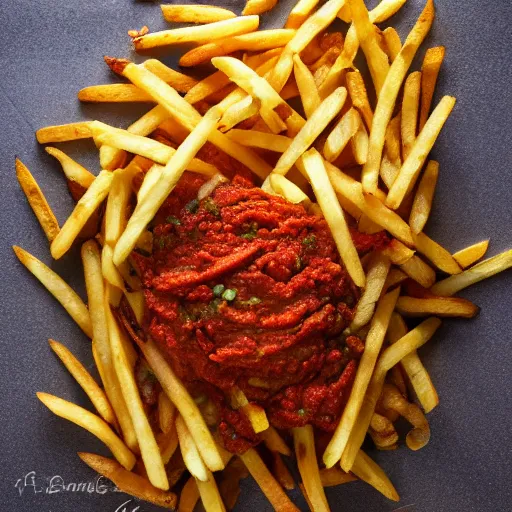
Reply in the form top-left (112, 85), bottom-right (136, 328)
top-left (14, 0), bottom-right (512, 510)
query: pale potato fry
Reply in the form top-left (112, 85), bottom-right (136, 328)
top-left (37, 393), bottom-right (135, 469)
top-left (50, 171), bottom-right (113, 259)
top-left (348, 0), bottom-right (390, 96)
top-left (320, 467), bottom-right (357, 487)
top-left (274, 87), bottom-right (347, 175)
top-left (293, 54), bottom-right (321, 119)
top-left (351, 450), bottom-right (399, 501)
top-left (226, 129), bottom-right (291, 152)
top-left (78, 452), bottom-right (177, 509)
top-left (301, 149), bottom-right (365, 287)
top-left (196, 469), bottom-right (227, 512)
top-left (113, 106), bottom-right (222, 266)
top-left (351, 119), bottom-right (369, 165)
top-left (285, 0), bottom-right (319, 29)
top-left (243, 0), bottom-right (278, 15)
top-left (239, 448), bottom-right (299, 512)
top-left (161, 4), bottom-right (236, 23)
top-left (293, 425), bottom-right (329, 512)
top-left (419, 46), bottom-right (446, 130)
top-left (350, 252), bottom-right (391, 332)
top-left (397, 296), bottom-right (479, 318)
top-left (260, 426), bottom-right (292, 456)
top-left (324, 288), bottom-right (400, 468)
top-left (324, 108), bottom-right (361, 162)
top-left (179, 30), bottom-right (295, 67)
top-left (158, 391), bottom-right (176, 435)
top-left (178, 476), bottom-right (200, 512)
top-left (409, 160), bottom-right (439, 234)
top-left (412, 232), bottom-right (462, 274)
top-left (45, 147), bottom-right (96, 189)
top-left (382, 27), bottom-right (401, 61)
top-left (16, 158), bottom-right (60, 242)
top-left (12, 246), bottom-right (92, 337)
top-left (132, 16), bottom-right (260, 50)
top-left (36, 122), bottom-right (93, 143)
top-left (197, 173), bottom-right (229, 201)
top-left (49, 339), bottom-right (115, 425)
top-left (104, 168), bottom-right (131, 246)
top-left (176, 414), bottom-right (209, 482)
top-left (362, 0), bottom-right (435, 193)
top-left (386, 96), bottom-right (456, 209)
top-left (379, 152), bottom-right (400, 189)
top-left (453, 240), bottom-right (489, 269)
top-left (401, 71), bottom-right (421, 159)
top-left (346, 71), bottom-right (373, 130)
top-left (269, 173), bottom-right (309, 204)
top-left (400, 255), bottom-right (436, 288)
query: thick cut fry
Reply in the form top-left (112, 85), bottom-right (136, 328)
top-left (285, 0), bottom-right (319, 28)
top-left (412, 232), bottom-right (462, 274)
top-left (239, 448), bottom-right (299, 512)
top-left (196, 469), bottom-right (227, 512)
top-left (36, 122), bottom-right (93, 143)
top-left (362, 0), bottom-right (435, 193)
top-left (324, 108), bottom-right (361, 162)
top-left (453, 240), bottom-right (489, 269)
top-left (350, 252), bottom-right (391, 332)
top-left (351, 450), bottom-right (399, 501)
top-left (301, 149), bottom-right (365, 287)
top-left (396, 296), bottom-right (479, 318)
top-left (323, 288), bottom-right (400, 468)
top-left (269, 174), bottom-right (309, 204)
top-left (50, 171), bottom-right (113, 259)
top-left (37, 393), bottom-right (135, 469)
top-left (293, 425), bottom-right (329, 512)
top-left (45, 147), bottom-right (96, 189)
top-left (132, 16), bottom-right (260, 50)
top-left (346, 71), bottom-right (373, 129)
top-left (161, 4), bottom-right (236, 23)
top-left (243, 0), bottom-right (278, 15)
top-left (409, 160), bottom-right (439, 233)
top-left (274, 87), bottom-right (347, 175)
top-left (176, 414), bottom-right (208, 482)
top-left (12, 246), bottom-right (92, 337)
top-left (158, 391), bottom-right (176, 434)
top-left (320, 467), bottom-right (357, 487)
top-left (348, 0), bottom-right (390, 96)
top-left (226, 129), bottom-right (291, 152)
top-left (400, 255), bottom-right (436, 288)
top-left (419, 46), bottom-right (446, 130)
top-left (113, 107), bottom-right (221, 265)
top-left (179, 30), bottom-right (295, 67)
top-left (293, 55), bottom-right (321, 119)
top-left (179, 477), bottom-right (200, 512)
top-left (401, 72), bottom-right (421, 159)
top-left (49, 339), bottom-right (115, 425)
top-left (386, 96), bottom-right (456, 209)
top-left (382, 27), bottom-right (401, 61)
top-left (259, 426), bottom-right (292, 456)
top-left (78, 453), bottom-right (176, 509)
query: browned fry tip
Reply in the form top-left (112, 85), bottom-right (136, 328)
top-left (104, 56), bottom-right (130, 74)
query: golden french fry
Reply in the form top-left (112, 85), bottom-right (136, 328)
top-left (231, 387), bottom-right (270, 433)
top-left (143, 59), bottom-right (199, 91)
top-left (50, 171), bottom-right (113, 259)
top-left (45, 147), bottom-right (95, 190)
top-left (401, 71), bottom-right (421, 159)
top-left (243, 0), bottom-right (278, 15)
top-left (320, 467), bottom-right (357, 487)
top-left (382, 27), bottom-right (402, 61)
top-left (386, 96), bottom-right (456, 209)
top-left (161, 4), bottom-right (236, 23)
top-left (272, 452), bottom-right (295, 490)
top-left (16, 158), bottom-right (59, 242)
top-left (157, 424), bottom-right (179, 465)
top-left (104, 168), bottom-right (131, 247)
top-left (78, 452), bottom-right (176, 509)
top-left (49, 339), bottom-right (115, 425)
top-left (158, 391), bottom-right (176, 435)
top-left (78, 84), bottom-right (157, 103)
top-left (412, 232), bottom-right (462, 274)
top-left (400, 255), bottom-right (436, 288)
top-left (176, 414), bottom-right (209, 482)
top-left (132, 16), bottom-right (260, 50)
top-left (285, 0), bottom-right (319, 29)
top-left (293, 54), bottom-right (321, 119)
top-left (124, 290), bottom-right (145, 327)
top-left (259, 426), bottom-right (292, 456)
top-left (409, 160), bottom-right (439, 234)
top-left (36, 122), bottom-right (93, 143)
top-left (381, 239), bottom-right (415, 265)
top-left (369, 412), bottom-right (398, 448)
top-left (178, 476), bottom-right (200, 512)
top-left (419, 46), bottom-right (446, 130)
top-left (301, 149), bottom-right (365, 287)
top-left (37, 393), bottom-right (135, 469)
top-left (346, 71), bottom-right (373, 129)
top-left (196, 469), bottom-right (227, 512)
top-left (226, 129), bottom-right (291, 152)
top-left (351, 119), bottom-right (369, 165)
top-left (239, 448), bottom-right (299, 512)
top-left (293, 425), bottom-right (329, 512)
top-left (269, 173), bottom-right (309, 204)
top-left (382, 268), bottom-right (408, 292)
top-left (184, 71), bottom-right (232, 105)
top-left (12, 246), bottom-right (92, 337)
top-left (324, 288), bottom-right (400, 468)
top-left (397, 296), bottom-right (479, 318)
top-left (324, 108), bottom-right (361, 162)
top-left (179, 30), bottom-right (295, 67)
top-left (362, 0), bottom-right (435, 193)
top-left (453, 240), bottom-right (489, 269)
top-left (379, 152), bottom-right (400, 189)
top-left (368, 0), bottom-right (408, 23)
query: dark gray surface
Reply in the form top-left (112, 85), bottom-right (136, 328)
top-left (1, 1), bottom-right (511, 511)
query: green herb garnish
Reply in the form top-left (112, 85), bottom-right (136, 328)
top-left (222, 288), bottom-right (237, 301)
top-left (166, 216), bottom-right (181, 226)
top-left (203, 197), bottom-right (220, 216)
top-left (185, 198), bottom-right (199, 213)
top-left (302, 234), bottom-right (317, 248)
top-left (213, 284), bottom-right (225, 297)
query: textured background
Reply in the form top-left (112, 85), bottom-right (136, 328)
top-left (0, 1), bottom-right (511, 511)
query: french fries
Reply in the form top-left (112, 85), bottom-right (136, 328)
top-left (196, 469), bottom-right (227, 512)
top-left (396, 296), bottom-right (479, 318)
top-left (37, 393), bottom-right (135, 469)
top-left (419, 46), bottom-right (446, 130)
top-left (409, 160), bottom-right (439, 234)
top-left (161, 4), bottom-right (236, 24)
top-left (412, 232), bottom-right (462, 274)
top-left (400, 255), bottom-right (436, 288)
top-left (351, 119), bottom-right (369, 165)
top-left (132, 16), bottom-right (260, 50)
top-left (293, 54), bottom-right (321, 119)
top-left (269, 173), bottom-right (309, 204)
top-left (401, 72), bottom-right (421, 159)
top-left (285, 0), bottom-right (319, 29)
top-left (453, 240), bottom-right (489, 268)
top-left (272, 452), bottom-right (295, 490)
top-left (243, 0), bottom-right (278, 16)
top-left (45, 147), bottom-right (95, 190)
top-left (49, 339), bottom-right (115, 425)
top-left (158, 391), bottom-right (176, 435)
top-left (78, 453), bottom-right (177, 509)
top-left (346, 71), bottom-right (373, 130)
top-left (176, 414), bottom-right (209, 482)
top-left (36, 122), bottom-right (93, 143)
top-left (178, 477), bottom-right (200, 512)
top-left (78, 84), bottom-right (156, 103)
top-left (226, 129), bottom-right (291, 152)
top-left (382, 27), bottom-right (401, 61)
top-left (259, 426), bottom-right (292, 456)
top-left (293, 425), bottom-right (329, 512)
top-left (324, 108), bottom-right (361, 163)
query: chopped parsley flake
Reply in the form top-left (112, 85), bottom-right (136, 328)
top-left (166, 216), bottom-right (181, 226)
top-left (222, 288), bottom-right (237, 301)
